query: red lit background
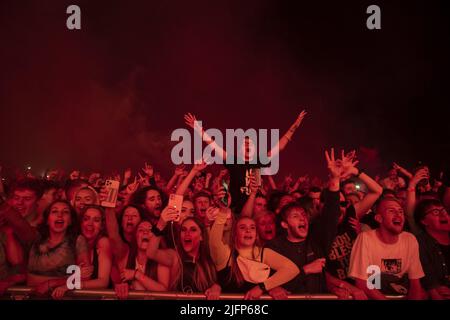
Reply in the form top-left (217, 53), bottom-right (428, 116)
top-left (0, 0), bottom-right (449, 179)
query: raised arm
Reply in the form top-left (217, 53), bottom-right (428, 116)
top-left (146, 206), bottom-right (178, 268)
top-left (104, 207), bottom-right (128, 260)
top-left (406, 169), bottom-right (429, 234)
top-left (184, 113), bottom-right (227, 161)
top-left (393, 162), bottom-right (413, 180)
top-left (339, 152), bottom-right (382, 217)
top-left (268, 110), bottom-right (307, 159)
top-left (165, 165), bottom-right (185, 193)
top-left (240, 173), bottom-right (259, 217)
top-left (175, 162), bottom-right (207, 196)
top-left (310, 148), bottom-right (342, 252)
top-left (209, 208), bottom-right (231, 270)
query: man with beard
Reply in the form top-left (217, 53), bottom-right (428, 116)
top-left (348, 198), bottom-right (425, 299)
top-left (131, 186), bottom-right (164, 226)
top-left (414, 199), bottom-right (450, 299)
top-left (265, 148), bottom-right (344, 296)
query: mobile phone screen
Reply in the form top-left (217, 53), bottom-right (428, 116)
top-left (221, 180), bottom-right (229, 206)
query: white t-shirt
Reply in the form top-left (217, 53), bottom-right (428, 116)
top-left (349, 229), bottom-right (424, 282)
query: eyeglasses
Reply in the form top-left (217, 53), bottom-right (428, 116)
top-left (340, 201), bottom-right (348, 208)
top-left (425, 208), bottom-right (448, 217)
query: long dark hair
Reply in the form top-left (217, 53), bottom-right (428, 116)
top-left (79, 204), bottom-right (107, 241)
top-left (117, 204), bottom-right (146, 244)
top-left (227, 216), bottom-right (262, 288)
top-left (172, 217), bottom-right (217, 292)
top-left (37, 200), bottom-right (79, 248)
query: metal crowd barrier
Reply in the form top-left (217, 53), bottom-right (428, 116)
top-left (2, 286), bottom-right (405, 300)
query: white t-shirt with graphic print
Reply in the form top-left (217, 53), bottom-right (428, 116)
top-left (348, 229), bottom-right (424, 282)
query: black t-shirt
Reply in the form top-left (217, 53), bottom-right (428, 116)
top-left (439, 243), bottom-right (450, 280)
top-left (224, 155), bottom-right (269, 213)
top-left (267, 236), bottom-right (326, 293)
top-left (325, 205), bottom-right (358, 281)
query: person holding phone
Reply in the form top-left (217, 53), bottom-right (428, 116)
top-left (184, 110), bottom-right (308, 213)
top-left (146, 206), bottom-right (221, 299)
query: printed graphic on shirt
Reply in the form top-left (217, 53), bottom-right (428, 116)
top-left (381, 259), bottom-right (402, 274)
top-left (328, 232), bottom-right (354, 279)
top-left (240, 168), bottom-right (262, 196)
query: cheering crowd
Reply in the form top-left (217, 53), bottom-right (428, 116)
top-left (0, 111), bottom-right (449, 300)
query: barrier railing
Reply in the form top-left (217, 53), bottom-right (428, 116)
top-left (3, 286), bottom-right (405, 300)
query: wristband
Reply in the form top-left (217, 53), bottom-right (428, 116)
top-left (151, 225), bottom-right (165, 237)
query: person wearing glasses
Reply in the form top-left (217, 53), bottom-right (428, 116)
top-left (325, 151), bottom-right (383, 299)
top-left (414, 199), bottom-right (450, 299)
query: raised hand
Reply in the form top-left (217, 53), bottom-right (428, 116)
top-left (174, 165), bottom-right (185, 176)
top-left (138, 173), bottom-right (150, 187)
top-left (124, 168), bottom-right (132, 181)
top-left (325, 148), bottom-right (344, 179)
top-left (409, 168), bottom-right (429, 188)
top-left (160, 206), bottom-right (179, 224)
top-left (192, 161), bottom-right (208, 173)
top-left (69, 170), bottom-right (80, 180)
top-left (142, 162), bottom-right (154, 177)
top-left (184, 113), bottom-right (198, 129)
top-left (294, 109), bottom-right (308, 127)
top-left (340, 150), bottom-right (359, 180)
top-left (126, 177), bottom-right (139, 195)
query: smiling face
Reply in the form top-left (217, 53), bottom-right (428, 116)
top-left (121, 206), bottom-right (142, 235)
top-left (282, 207), bottom-right (309, 241)
top-left (255, 213), bottom-right (276, 242)
top-left (10, 189), bottom-right (38, 218)
top-left (235, 218), bottom-right (257, 249)
top-left (81, 208), bottom-right (103, 241)
top-left (376, 200), bottom-right (405, 235)
top-left (144, 190), bottom-right (162, 217)
top-left (180, 219), bottom-right (203, 256)
top-left (48, 202), bottom-right (72, 234)
top-left (74, 188), bottom-right (96, 214)
top-left (421, 205), bottom-right (450, 233)
top-left (136, 221), bottom-right (153, 250)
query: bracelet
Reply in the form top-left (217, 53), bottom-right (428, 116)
top-left (151, 224), bottom-right (165, 237)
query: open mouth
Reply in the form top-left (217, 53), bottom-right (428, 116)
top-left (265, 230), bottom-right (273, 235)
top-left (392, 220), bottom-right (402, 226)
top-left (439, 219), bottom-right (448, 225)
top-left (141, 238), bottom-right (149, 243)
top-left (55, 220), bottom-right (65, 227)
top-left (183, 238), bottom-right (192, 245)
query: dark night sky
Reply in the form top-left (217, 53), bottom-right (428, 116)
top-left (0, 0), bottom-right (449, 179)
